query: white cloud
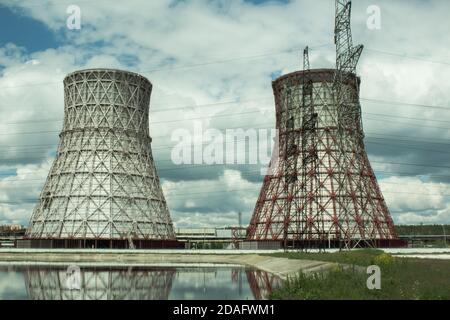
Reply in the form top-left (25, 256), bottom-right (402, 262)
top-left (0, 160), bottom-right (51, 225)
top-left (163, 169), bottom-right (259, 227)
top-left (0, 0), bottom-right (449, 227)
top-left (380, 176), bottom-right (450, 224)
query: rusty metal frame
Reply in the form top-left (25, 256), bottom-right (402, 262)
top-left (246, 69), bottom-right (398, 246)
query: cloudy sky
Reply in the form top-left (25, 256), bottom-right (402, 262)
top-left (0, 0), bottom-right (449, 228)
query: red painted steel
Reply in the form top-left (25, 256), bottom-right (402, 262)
top-left (246, 69), bottom-right (398, 248)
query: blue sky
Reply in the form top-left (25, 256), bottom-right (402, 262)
top-left (0, 0), bottom-right (289, 54)
top-left (0, 5), bottom-right (58, 52)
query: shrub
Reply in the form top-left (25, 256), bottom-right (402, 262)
top-left (373, 252), bottom-right (396, 266)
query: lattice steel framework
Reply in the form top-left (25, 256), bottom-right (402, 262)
top-left (246, 0), bottom-right (398, 248)
top-left (26, 69), bottom-right (176, 242)
top-left (246, 68), bottom-right (397, 246)
top-left (333, 0), bottom-right (368, 247)
top-left (24, 267), bottom-right (175, 300)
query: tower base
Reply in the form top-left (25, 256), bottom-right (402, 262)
top-left (239, 239), bottom-right (407, 250)
top-left (17, 238), bottom-right (184, 249)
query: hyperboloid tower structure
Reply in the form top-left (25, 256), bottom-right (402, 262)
top-left (246, 1), bottom-right (400, 249)
top-left (26, 69), bottom-right (178, 249)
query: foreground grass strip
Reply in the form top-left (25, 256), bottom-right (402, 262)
top-left (267, 249), bottom-right (450, 300)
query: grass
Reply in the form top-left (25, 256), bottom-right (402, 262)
top-left (266, 249), bottom-right (450, 300)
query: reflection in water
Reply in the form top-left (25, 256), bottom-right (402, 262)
top-left (246, 269), bottom-right (282, 300)
top-left (24, 267), bottom-right (176, 300)
top-left (0, 265), bottom-right (280, 300)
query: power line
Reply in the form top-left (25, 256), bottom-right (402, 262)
top-left (0, 43), bottom-right (329, 90)
top-left (362, 97), bottom-right (450, 111)
top-left (1, 95), bottom-right (449, 127)
top-left (365, 48), bottom-right (450, 66)
top-left (2, 186), bottom-right (450, 206)
top-left (1, 45), bottom-right (450, 90)
top-left (365, 111), bottom-right (450, 124)
top-left (3, 134), bottom-right (450, 165)
top-left (1, 127), bottom-right (450, 154)
top-left (2, 126), bottom-right (450, 168)
top-left (368, 141), bottom-right (450, 155)
top-left (1, 108), bottom-right (450, 138)
top-left (1, 155), bottom-right (449, 178)
top-left (371, 160), bottom-right (450, 170)
top-left (4, 167), bottom-right (450, 194)
top-left (364, 116), bottom-right (450, 130)
top-left (0, 97), bottom-right (274, 126)
top-left (0, 109), bottom-right (269, 136)
top-left (364, 132), bottom-right (450, 146)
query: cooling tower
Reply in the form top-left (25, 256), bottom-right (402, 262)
top-left (247, 69), bottom-right (400, 248)
top-left (26, 69), bottom-right (178, 248)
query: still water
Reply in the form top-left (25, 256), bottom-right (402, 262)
top-left (0, 265), bottom-right (281, 300)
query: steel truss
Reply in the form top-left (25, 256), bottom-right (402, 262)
top-left (246, 68), bottom-right (397, 246)
top-left (26, 69), bottom-right (176, 242)
top-left (246, 1), bottom-right (397, 248)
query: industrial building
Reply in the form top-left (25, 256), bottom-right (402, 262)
top-left (175, 227), bottom-right (246, 249)
top-left (24, 69), bottom-right (180, 249)
top-left (0, 225), bottom-right (26, 247)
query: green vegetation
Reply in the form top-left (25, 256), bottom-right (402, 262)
top-left (396, 224), bottom-right (449, 248)
top-left (396, 224), bottom-right (450, 236)
top-left (267, 250), bottom-right (450, 300)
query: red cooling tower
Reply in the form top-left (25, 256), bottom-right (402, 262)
top-left (246, 69), bottom-right (400, 248)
